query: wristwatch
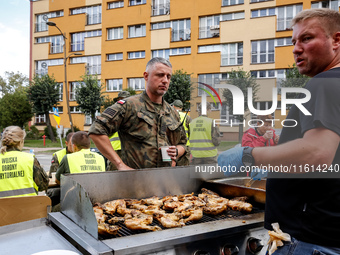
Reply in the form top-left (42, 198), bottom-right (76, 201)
top-left (242, 146), bottom-right (254, 167)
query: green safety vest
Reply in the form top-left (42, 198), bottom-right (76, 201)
top-left (179, 111), bottom-right (190, 146)
top-left (67, 149), bottom-right (105, 174)
top-left (109, 132), bottom-right (121, 151)
top-left (54, 148), bottom-right (67, 164)
top-left (0, 151), bottom-right (37, 198)
top-left (189, 116), bottom-right (217, 158)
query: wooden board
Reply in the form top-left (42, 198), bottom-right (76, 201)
top-left (0, 196), bottom-right (51, 226)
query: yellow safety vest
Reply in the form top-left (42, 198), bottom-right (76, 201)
top-left (54, 148), bottom-right (67, 164)
top-left (109, 132), bottom-right (121, 151)
top-left (67, 149), bottom-right (105, 174)
top-left (189, 116), bottom-right (217, 158)
top-left (179, 111), bottom-right (190, 146)
top-left (0, 151), bottom-right (37, 198)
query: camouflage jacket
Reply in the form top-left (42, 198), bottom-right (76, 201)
top-left (88, 91), bottom-right (189, 169)
top-left (33, 156), bottom-right (49, 191)
top-left (49, 148), bottom-right (71, 178)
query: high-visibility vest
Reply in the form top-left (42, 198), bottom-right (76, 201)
top-left (54, 148), bottom-right (67, 164)
top-left (109, 132), bottom-right (121, 151)
top-left (67, 149), bottom-right (105, 174)
top-left (179, 111), bottom-right (190, 146)
top-left (189, 116), bottom-right (217, 158)
top-left (0, 151), bottom-right (37, 198)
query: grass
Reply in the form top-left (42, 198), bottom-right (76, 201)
top-left (24, 138), bottom-right (65, 148)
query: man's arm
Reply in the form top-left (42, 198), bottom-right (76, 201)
top-left (33, 157), bottom-right (49, 191)
top-left (253, 127), bottom-right (340, 170)
top-left (55, 157), bottom-right (69, 185)
top-left (48, 154), bottom-right (59, 178)
top-left (89, 134), bottom-right (133, 170)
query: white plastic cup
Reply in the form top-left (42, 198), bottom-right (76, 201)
top-left (160, 146), bottom-right (171, 162)
top-left (266, 130), bottom-right (273, 139)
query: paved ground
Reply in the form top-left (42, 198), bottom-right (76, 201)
top-left (23, 147), bottom-right (62, 172)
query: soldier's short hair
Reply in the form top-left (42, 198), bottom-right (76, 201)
top-left (291, 8), bottom-right (340, 36)
top-left (72, 131), bottom-right (90, 150)
top-left (145, 57), bottom-right (172, 72)
top-left (66, 132), bottom-right (74, 142)
top-left (0, 126), bottom-right (26, 154)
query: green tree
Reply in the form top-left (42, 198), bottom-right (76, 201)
top-left (28, 74), bottom-right (60, 142)
top-left (75, 74), bottom-right (105, 123)
top-left (0, 90), bottom-right (33, 128)
top-left (222, 69), bottom-right (259, 141)
top-left (279, 63), bottom-right (310, 98)
top-left (164, 69), bottom-right (192, 110)
top-left (0, 71), bottom-right (28, 95)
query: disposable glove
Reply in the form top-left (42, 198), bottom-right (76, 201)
top-left (250, 168), bottom-right (267, 180)
top-left (217, 147), bottom-right (244, 177)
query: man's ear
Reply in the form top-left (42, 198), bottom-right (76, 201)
top-left (332, 31), bottom-right (340, 51)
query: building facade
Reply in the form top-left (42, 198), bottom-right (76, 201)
top-left (30, 0), bottom-right (339, 140)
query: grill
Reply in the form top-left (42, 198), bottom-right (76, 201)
top-left (48, 165), bottom-right (269, 255)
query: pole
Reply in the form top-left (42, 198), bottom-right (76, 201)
top-left (62, 32), bottom-right (74, 133)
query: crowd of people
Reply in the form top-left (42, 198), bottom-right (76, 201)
top-left (2, 8), bottom-right (340, 254)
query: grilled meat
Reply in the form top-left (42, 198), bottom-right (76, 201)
top-left (228, 197), bottom-right (253, 213)
top-left (154, 212), bottom-right (185, 228)
top-left (141, 196), bottom-right (164, 207)
top-left (124, 210), bottom-right (161, 232)
top-left (94, 204), bottom-right (121, 235)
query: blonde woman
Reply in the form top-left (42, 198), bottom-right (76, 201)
top-left (0, 126), bottom-right (48, 198)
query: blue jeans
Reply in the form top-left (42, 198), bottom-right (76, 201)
top-left (268, 237), bottom-right (340, 255)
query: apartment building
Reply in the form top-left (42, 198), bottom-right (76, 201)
top-left (29, 0), bottom-right (339, 140)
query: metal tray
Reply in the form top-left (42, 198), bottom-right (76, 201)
top-left (203, 177), bottom-right (266, 204)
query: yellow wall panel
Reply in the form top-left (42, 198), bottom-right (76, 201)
top-left (151, 29), bottom-right (171, 49)
top-left (275, 46), bottom-right (295, 69)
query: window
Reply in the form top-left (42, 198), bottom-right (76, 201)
top-left (251, 8), bottom-right (275, 18)
top-left (71, 30), bottom-right (102, 51)
top-left (251, 69), bottom-right (284, 78)
top-left (35, 11), bottom-right (64, 32)
top-left (107, 79), bottom-right (123, 91)
top-left (70, 5), bottom-right (101, 25)
top-left (198, 74), bottom-right (221, 96)
top-left (250, 0), bottom-right (272, 3)
top-left (198, 44), bottom-right (221, 53)
top-left (152, 49), bottom-right (170, 59)
top-left (220, 105), bottom-right (238, 125)
top-left (199, 15), bottom-right (220, 38)
top-left (128, 24), bottom-right (146, 38)
top-left (57, 83), bottom-right (63, 101)
top-left (69, 82), bottom-right (82, 101)
top-left (35, 59), bottom-right (63, 76)
top-left (222, 0), bottom-right (244, 6)
top-left (152, 0), bottom-right (170, 16)
top-left (107, 53), bottom-right (123, 61)
top-left (49, 106), bottom-right (63, 114)
top-left (130, 0), bottom-right (146, 6)
top-left (108, 0), bottom-right (124, 9)
top-left (276, 37), bottom-right (293, 46)
top-left (35, 115), bottom-right (46, 124)
top-left (250, 102), bottom-right (274, 119)
top-left (171, 19), bottom-right (191, 41)
top-left (311, 0), bottom-right (339, 10)
top-left (221, 43), bottom-right (243, 66)
top-left (70, 106), bottom-right (82, 113)
top-left (128, 51), bottom-right (145, 59)
top-left (151, 21), bottom-right (171, 30)
top-left (71, 56), bottom-right (101, 75)
top-left (277, 4), bottom-right (302, 31)
top-left (251, 39), bottom-right (275, 64)
top-left (85, 111), bottom-right (100, 125)
top-left (86, 55), bottom-right (101, 75)
top-left (221, 12), bottom-right (245, 21)
top-left (36, 35), bottom-right (63, 54)
top-left (108, 27), bottom-right (123, 40)
top-left (128, 78), bottom-right (145, 90)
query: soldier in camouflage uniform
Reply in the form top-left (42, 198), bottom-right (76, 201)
top-left (47, 132), bottom-right (74, 208)
top-left (89, 57), bottom-right (189, 170)
top-left (0, 126), bottom-right (48, 198)
top-left (48, 132), bottom-right (74, 177)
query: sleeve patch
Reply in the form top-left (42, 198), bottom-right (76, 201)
top-left (103, 108), bottom-right (118, 118)
top-left (117, 100), bottom-right (126, 105)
